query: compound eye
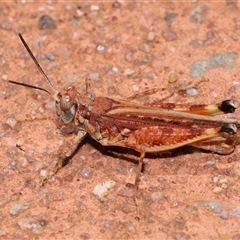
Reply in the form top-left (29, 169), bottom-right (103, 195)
top-left (63, 107), bottom-right (75, 123)
top-left (60, 95), bottom-right (72, 111)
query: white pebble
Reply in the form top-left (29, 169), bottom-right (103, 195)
top-left (76, 9), bottom-right (84, 17)
top-left (40, 170), bottom-right (47, 177)
top-left (186, 88), bottom-right (198, 96)
top-left (147, 32), bottom-right (155, 41)
top-left (93, 180), bottom-right (116, 201)
top-left (96, 44), bottom-right (105, 52)
top-left (1, 74), bottom-right (8, 80)
top-left (132, 85), bottom-right (139, 91)
top-left (91, 4), bottom-right (99, 11)
top-left (124, 68), bottom-right (135, 76)
top-left (213, 186), bottom-right (222, 193)
top-left (112, 67), bottom-right (118, 73)
top-left (6, 118), bottom-right (17, 129)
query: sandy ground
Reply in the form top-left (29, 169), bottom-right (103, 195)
top-left (1, 1), bottom-right (240, 239)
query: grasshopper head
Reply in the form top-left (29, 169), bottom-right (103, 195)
top-left (56, 86), bottom-right (79, 124)
top-left (14, 34), bottom-right (81, 125)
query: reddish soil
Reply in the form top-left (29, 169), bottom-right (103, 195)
top-left (1, 1), bottom-right (240, 239)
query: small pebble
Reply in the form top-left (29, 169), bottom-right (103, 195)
top-left (39, 219), bottom-right (47, 226)
top-left (76, 9), bottom-right (84, 17)
top-left (7, 147), bottom-right (18, 157)
top-left (112, 1), bottom-right (121, 8)
top-left (104, 220), bottom-right (115, 232)
top-left (39, 195), bottom-right (52, 207)
top-left (186, 88), bottom-right (198, 96)
top-left (79, 167), bottom-right (92, 179)
top-left (209, 52), bottom-right (238, 69)
top-left (92, 181), bottom-right (116, 201)
top-left (220, 209), bottom-right (228, 219)
top-left (78, 155), bottom-right (86, 161)
top-left (185, 205), bottom-right (198, 215)
top-left (147, 32), bottom-right (155, 41)
top-left (121, 202), bottom-right (136, 213)
top-left (132, 85), bottom-right (139, 92)
top-left (37, 53), bottom-right (45, 61)
top-left (139, 43), bottom-right (150, 53)
top-left (147, 71), bottom-right (158, 80)
top-left (205, 160), bottom-right (215, 166)
top-left (190, 5), bottom-right (209, 25)
top-left (151, 191), bottom-right (164, 201)
top-left (162, 28), bottom-right (177, 41)
top-left (219, 178), bottom-right (228, 184)
top-left (46, 53), bottom-right (55, 61)
top-left (221, 183), bottom-right (228, 189)
top-left (164, 12), bottom-right (178, 28)
top-left (17, 157), bottom-right (28, 168)
top-left (91, 4), bottom-right (99, 11)
top-left (125, 52), bottom-right (133, 62)
top-left (196, 200), bottom-right (223, 213)
top-left (117, 188), bottom-right (133, 198)
top-left (10, 160), bottom-right (17, 170)
top-left (176, 177), bottom-right (187, 184)
top-left (206, 31), bottom-right (215, 39)
top-left (190, 60), bottom-right (209, 77)
top-left (1, 21), bottom-right (11, 30)
top-left (171, 217), bottom-right (185, 229)
top-left (112, 66), bottom-right (118, 73)
top-left (168, 72), bottom-right (178, 83)
top-left (124, 68), bottom-right (135, 76)
top-left (1, 74), bottom-right (8, 81)
top-left (17, 218), bottom-right (43, 234)
top-left (6, 118), bottom-right (17, 129)
top-left (0, 55), bottom-right (6, 66)
top-left (230, 206), bottom-right (240, 218)
top-left (38, 15), bottom-right (56, 29)
top-left (213, 186), bottom-right (223, 193)
top-left (24, 180), bottom-right (36, 189)
top-left (96, 44), bottom-right (105, 53)
top-left (171, 200), bottom-right (179, 208)
top-left (65, 4), bottom-right (72, 10)
top-left (158, 177), bottom-right (166, 183)
top-left (39, 170), bottom-right (47, 177)
top-left (10, 201), bottom-right (31, 215)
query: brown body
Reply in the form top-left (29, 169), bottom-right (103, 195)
top-left (10, 34), bottom-right (240, 216)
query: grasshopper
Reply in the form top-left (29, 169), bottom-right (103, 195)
top-left (9, 34), bottom-right (240, 216)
